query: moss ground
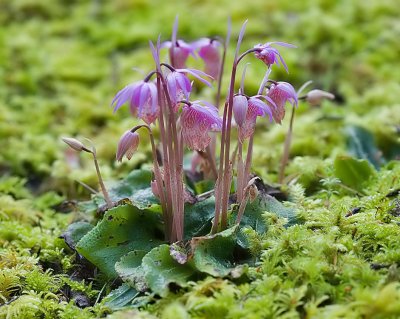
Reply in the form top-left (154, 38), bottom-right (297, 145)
top-left (1, 0), bottom-right (400, 318)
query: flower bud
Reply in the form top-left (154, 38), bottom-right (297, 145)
top-left (116, 130), bottom-right (140, 162)
top-left (306, 89), bottom-right (335, 107)
top-left (233, 95), bottom-right (248, 127)
top-left (62, 137), bottom-right (87, 152)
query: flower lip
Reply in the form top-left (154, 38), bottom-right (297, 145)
top-left (180, 100), bottom-right (222, 151)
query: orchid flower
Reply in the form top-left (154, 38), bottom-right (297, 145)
top-left (267, 81), bottom-right (297, 124)
top-left (193, 38), bottom-right (222, 80)
top-left (166, 71), bottom-right (192, 111)
top-left (238, 96), bottom-right (274, 142)
top-left (112, 80), bottom-right (158, 125)
top-left (254, 42), bottom-right (296, 72)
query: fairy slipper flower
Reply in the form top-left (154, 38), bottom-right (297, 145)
top-left (162, 40), bottom-right (195, 69)
top-left (181, 101), bottom-right (222, 151)
top-left (305, 89), bottom-right (335, 106)
top-left (267, 82), bottom-right (297, 124)
top-left (116, 130), bottom-right (140, 162)
top-left (254, 42), bottom-right (296, 72)
top-left (239, 96), bottom-right (273, 141)
top-left (193, 38), bottom-right (221, 80)
top-left (166, 71), bottom-right (192, 110)
top-left (165, 68), bottom-right (213, 111)
top-left (112, 81), bottom-right (158, 125)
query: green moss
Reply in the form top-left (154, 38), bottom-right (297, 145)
top-left (1, 0), bottom-right (400, 318)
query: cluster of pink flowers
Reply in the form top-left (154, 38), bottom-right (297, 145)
top-left (111, 18), bottom-right (312, 242)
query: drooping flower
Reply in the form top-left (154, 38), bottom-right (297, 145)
top-left (267, 82), bottom-right (297, 124)
top-left (238, 96), bottom-right (273, 141)
top-left (166, 71), bottom-right (192, 110)
top-left (165, 68), bottom-right (213, 111)
top-left (181, 101), bottom-right (222, 151)
top-left (254, 42), bottom-right (296, 72)
top-left (305, 89), bottom-right (335, 106)
top-left (162, 40), bottom-right (195, 69)
top-left (112, 81), bottom-right (158, 125)
top-left (193, 38), bottom-right (221, 80)
top-left (116, 130), bottom-right (140, 162)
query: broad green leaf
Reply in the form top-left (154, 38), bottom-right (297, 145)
top-left (103, 283), bottom-right (139, 310)
top-left (184, 196), bottom-right (216, 240)
top-left (233, 191), bottom-right (297, 247)
top-left (76, 204), bottom-right (164, 278)
top-left (108, 169), bottom-right (160, 210)
top-left (191, 225), bottom-right (238, 277)
top-left (346, 125), bottom-right (383, 168)
top-left (334, 156), bottom-right (375, 192)
top-left (193, 180), bottom-right (216, 194)
top-left (142, 244), bottom-right (196, 297)
top-left (115, 250), bottom-right (148, 291)
top-left (85, 169), bottom-right (160, 212)
top-left (62, 221), bottom-right (93, 250)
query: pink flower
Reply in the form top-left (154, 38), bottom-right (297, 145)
top-left (193, 38), bottom-right (221, 80)
top-left (116, 130), bottom-right (140, 162)
top-left (254, 42), bottom-right (296, 72)
top-left (165, 68), bottom-right (212, 111)
top-left (267, 82), bottom-right (297, 124)
top-left (112, 81), bottom-right (158, 125)
top-left (239, 96), bottom-right (273, 141)
top-left (162, 40), bottom-right (195, 69)
top-left (181, 101), bottom-right (222, 151)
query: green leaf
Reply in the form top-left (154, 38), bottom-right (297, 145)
top-left (103, 283), bottom-right (139, 311)
top-left (346, 125), bottom-right (383, 168)
top-left (191, 225), bottom-right (238, 277)
top-left (108, 169), bottom-right (160, 210)
top-left (142, 244), bottom-right (196, 297)
top-left (193, 180), bottom-right (216, 194)
top-left (62, 221), bottom-right (94, 250)
top-left (115, 250), bottom-right (148, 291)
top-left (334, 155), bottom-right (375, 192)
top-left (76, 204), bottom-right (164, 278)
top-left (236, 191), bottom-right (296, 230)
top-left (184, 197), bottom-right (216, 240)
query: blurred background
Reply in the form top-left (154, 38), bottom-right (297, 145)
top-left (1, 0), bottom-right (399, 197)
